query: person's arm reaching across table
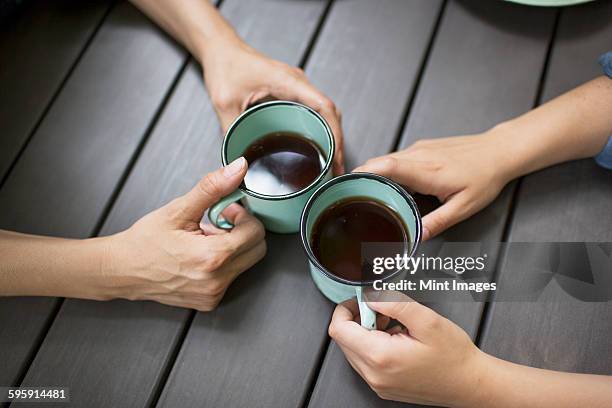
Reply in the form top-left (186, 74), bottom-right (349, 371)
top-left (328, 293), bottom-right (612, 407)
top-left (130, 0), bottom-right (345, 174)
top-left (0, 158), bottom-right (265, 311)
top-left (356, 70), bottom-right (612, 240)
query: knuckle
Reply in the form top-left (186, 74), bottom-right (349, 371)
top-left (377, 392), bottom-right (392, 401)
top-left (368, 348), bottom-right (391, 368)
top-left (249, 218), bottom-right (266, 242)
top-left (196, 301), bottom-right (218, 312)
top-left (365, 372), bottom-right (385, 391)
top-left (422, 312), bottom-right (442, 332)
top-left (321, 98), bottom-right (336, 112)
top-left (335, 135), bottom-right (344, 148)
top-left (211, 88), bottom-right (235, 111)
top-left (222, 235), bottom-right (239, 253)
top-left (430, 212), bottom-right (448, 232)
top-left (256, 240), bottom-right (268, 261)
top-left (206, 279), bottom-right (228, 298)
top-left (378, 156), bottom-right (398, 172)
top-left (205, 248), bottom-right (232, 271)
top-left (161, 197), bottom-right (189, 221)
top-left (199, 173), bottom-right (223, 198)
top-left (190, 268), bottom-right (210, 281)
top-left (328, 323), bottom-right (338, 339)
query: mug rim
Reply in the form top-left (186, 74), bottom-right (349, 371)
top-left (300, 172), bottom-right (423, 286)
top-left (222, 100), bottom-right (335, 201)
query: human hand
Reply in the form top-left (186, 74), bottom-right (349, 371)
top-left (354, 131), bottom-right (517, 240)
top-left (202, 39), bottom-right (345, 174)
top-left (106, 157), bottom-right (266, 311)
top-left (328, 292), bottom-right (486, 407)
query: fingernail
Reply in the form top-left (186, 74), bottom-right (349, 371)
top-left (422, 226), bottom-right (431, 241)
top-left (223, 157), bottom-right (246, 178)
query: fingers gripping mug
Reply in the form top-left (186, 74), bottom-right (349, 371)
top-left (209, 101), bottom-right (335, 234)
top-left (300, 173), bottom-right (422, 329)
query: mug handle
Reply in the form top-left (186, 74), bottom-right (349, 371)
top-left (208, 190), bottom-right (246, 229)
top-left (355, 286), bottom-right (376, 330)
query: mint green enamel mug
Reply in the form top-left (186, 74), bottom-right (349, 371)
top-left (300, 173), bottom-right (422, 329)
top-left (209, 101), bottom-right (334, 233)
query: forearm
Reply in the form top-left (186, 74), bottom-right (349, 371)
top-left (491, 76), bottom-right (612, 181)
top-left (0, 230), bottom-right (114, 300)
top-left (130, 0), bottom-right (242, 64)
top-left (474, 353), bottom-right (612, 408)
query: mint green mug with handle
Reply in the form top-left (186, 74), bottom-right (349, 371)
top-left (300, 173), bottom-right (422, 329)
top-left (209, 101), bottom-right (335, 233)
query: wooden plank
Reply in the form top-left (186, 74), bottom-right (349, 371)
top-left (151, 1), bottom-right (331, 407)
top-left (156, 1), bottom-right (444, 407)
top-left (541, 1), bottom-right (612, 103)
top-left (309, 1), bottom-right (557, 407)
top-left (0, 1), bottom-right (185, 390)
top-left (305, 0), bottom-right (442, 170)
top-left (16, 1), bottom-right (327, 407)
top-left (480, 0), bottom-right (612, 375)
top-left (0, 0), bottom-right (111, 182)
top-left (397, 0), bottom-right (556, 334)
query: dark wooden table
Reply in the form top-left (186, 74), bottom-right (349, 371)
top-left (1, 0), bottom-right (611, 407)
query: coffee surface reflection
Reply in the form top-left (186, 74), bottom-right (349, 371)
top-left (243, 131), bottom-right (324, 196)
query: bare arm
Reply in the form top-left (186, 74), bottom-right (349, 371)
top-left (0, 161), bottom-right (266, 311)
top-left (129, 0), bottom-right (346, 173)
top-left (495, 76), bottom-right (612, 180)
top-left (0, 230), bottom-right (112, 299)
top-left (129, 0), bottom-right (239, 64)
top-left (328, 295), bottom-right (612, 408)
top-left (478, 354), bottom-right (612, 408)
top-left (357, 76), bottom-right (612, 239)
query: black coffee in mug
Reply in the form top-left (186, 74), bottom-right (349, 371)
top-left (243, 131), bottom-right (325, 196)
top-left (311, 197), bottom-right (408, 282)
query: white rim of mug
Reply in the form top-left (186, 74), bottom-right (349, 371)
top-left (300, 172), bottom-right (423, 286)
top-left (222, 100), bottom-right (335, 201)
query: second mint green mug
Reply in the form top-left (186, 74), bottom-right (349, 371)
top-left (300, 173), bottom-right (422, 329)
top-left (209, 101), bottom-right (335, 233)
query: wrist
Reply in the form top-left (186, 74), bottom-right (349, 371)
top-left (77, 236), bottom-right (119, 300)
top-left (484, 121), bottom-right (535, 183)
top-left (75, 233), bottom-right (136, 301)
top-left (38, 236), bottom-right (119, 300)
top-left (99, 229), bottom-right (159, 302)
top-left (457, 350), bottom-right (502, 408)
top-left (196, 26), bottom-right (244, 68)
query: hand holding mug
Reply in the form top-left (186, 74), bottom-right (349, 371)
top-left (202, 39), bottom-right (345, 174)
top-left (106, 158), bottom-right (266, 311)
top-left (354, 131), bottom-right (516, 240)
top-left (328, 292), bottom-right (485, 407)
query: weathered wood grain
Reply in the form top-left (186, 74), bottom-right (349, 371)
top-left (1, 0), bottom-right (185, 393)
top-left (0, 0), bottom-right (110, 182)
top-left (18, 1), bottom-right (327, 407)
top-left (480, 0), bottom-right (612, 376)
